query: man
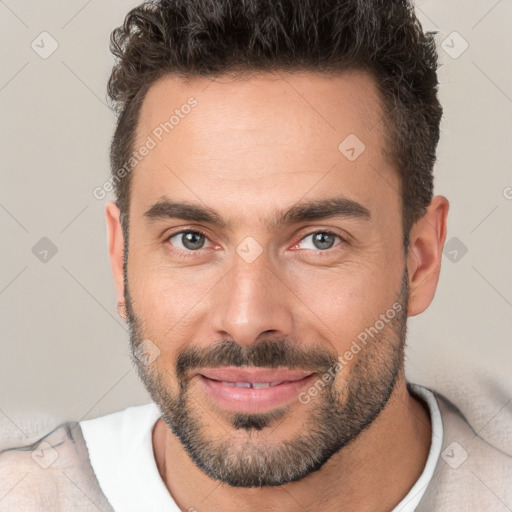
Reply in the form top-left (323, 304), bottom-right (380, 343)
top-left (1, 0), bottom-right (511, 510)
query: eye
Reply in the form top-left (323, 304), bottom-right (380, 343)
top-left (296, 230), bottom-right (344, 251)
top-left (167, 230), bottom-right (213, 252)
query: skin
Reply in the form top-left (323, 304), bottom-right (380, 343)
top-left (106, 70), bottom-right (449, 511)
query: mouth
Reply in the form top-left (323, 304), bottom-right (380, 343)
top-left (213, 381), bottom-right (285, 389)
top-left (196, 367), bottom-right (316, 413)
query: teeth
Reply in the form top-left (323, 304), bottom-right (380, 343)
top-left (251, 382), bottom-right (271, 389)
top-left (221, 381), bottom-right (284, 388)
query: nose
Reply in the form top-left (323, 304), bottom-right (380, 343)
top-left (210, 252), bottom-right (294, 347)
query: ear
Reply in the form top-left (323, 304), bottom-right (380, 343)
top-left (106, 202), bottom-right (125, 304)
top-left (406, 195), bottom-right (449, 317)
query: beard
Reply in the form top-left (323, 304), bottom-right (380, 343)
top-left (123, 265), bottom-right (409, 488)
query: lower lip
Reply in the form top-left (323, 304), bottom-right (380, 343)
top-left (198, 374), bottom-right (316, 413)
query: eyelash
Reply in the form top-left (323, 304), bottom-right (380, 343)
top-left (165, 229), bottom-right (346, 259)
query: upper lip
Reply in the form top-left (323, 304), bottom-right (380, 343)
top-left (198, 367), bottom-right (313, 383)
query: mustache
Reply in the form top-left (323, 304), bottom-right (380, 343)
top-left (176, 338), bottom-right (338, 381)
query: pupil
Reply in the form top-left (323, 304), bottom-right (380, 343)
top-left (314, 232), bottom-right (334, 250)
top-left (183, 232), bottom-right (204, 250)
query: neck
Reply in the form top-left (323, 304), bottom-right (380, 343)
top-left (152, 377), bottom-right (431, 512)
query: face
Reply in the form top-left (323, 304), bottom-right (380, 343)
top-left (120, 71), bottom-right (410, 487)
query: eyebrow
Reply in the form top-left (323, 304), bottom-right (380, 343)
top-left (144, 196), bottom-right (371, 230)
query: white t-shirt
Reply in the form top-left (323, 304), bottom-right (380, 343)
top-left (80, 383), bottom-right (443, 512)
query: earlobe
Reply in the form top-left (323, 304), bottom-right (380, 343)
top-left (105, 202), bottom-right (125, 305)
top-left (406, 195), bottom-right (449, 317)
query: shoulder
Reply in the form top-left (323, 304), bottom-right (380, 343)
top-left (0, 422), bottom-right (114, 512)
top-left (418, 388), bottom-right (512, 511)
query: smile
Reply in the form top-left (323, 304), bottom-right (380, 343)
top-left (220, 381), bottom-right (284, 388)
top-left (196, 367), bottom-right (316, 413)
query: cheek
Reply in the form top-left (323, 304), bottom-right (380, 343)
top-left (285, 257), bottom-right (403, 350)
top-left (129, 249), bottom-right (202, 315)
top-left (127, 253), bottom-right (220, 355)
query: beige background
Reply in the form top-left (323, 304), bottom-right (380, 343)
top-left (1, 0), bottom-right (511, 452)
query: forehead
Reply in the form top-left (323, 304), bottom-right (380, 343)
top-left (137, 70), bottom-right (385, 152)
top-left (130, 70), bottom-right (399, 227)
